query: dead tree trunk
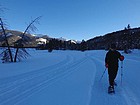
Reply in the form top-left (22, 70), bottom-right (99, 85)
top-left (14, 16), bottom-right (41, 62)
top-left (0, 18), bottom-right (13, 62)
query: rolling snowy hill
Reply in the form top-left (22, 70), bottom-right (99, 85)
top-left (0, 49), bottom-right (140, 105)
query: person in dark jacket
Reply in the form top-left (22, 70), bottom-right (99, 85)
top-left (105, 44), bottom-right (124, 91)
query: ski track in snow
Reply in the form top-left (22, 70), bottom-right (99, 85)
top-left (0, 50), bottom-right (140, 105)
top-left (121, 55), bottom-right (140, 105)
top-left (122, 87), bottom-right (140, 105)
top-left (122, 78), bottom-right (140, 105)
top-left (0, 52), bottom-right (89, 105)
top-left (0, 54), bottom-right (74, 104)
top-left (87, 51), bottom-right (140, 105)
top-left (87, 52), bottom-right (127, 105)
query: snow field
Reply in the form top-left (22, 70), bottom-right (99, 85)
top-left (0, 49), bottom-right (140, 105)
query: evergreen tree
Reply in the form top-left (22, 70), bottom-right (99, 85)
top-left (127, 24), bottom-right (131, 29)
top-left (80, 40), bottom-right (87, 51)
top-left (48, 39), bottom-right (53, 52)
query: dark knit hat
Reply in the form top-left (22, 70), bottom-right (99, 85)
top-left (110, 44), bottom-right (116, 49)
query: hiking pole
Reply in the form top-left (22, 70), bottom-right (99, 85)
top-left (99, 68), bottom-right (107, 81)
top-left (120, 61), bottom-right (123, 85)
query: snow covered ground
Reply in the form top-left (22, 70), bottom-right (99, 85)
top-left (0, 49), bottom-right (140, 105)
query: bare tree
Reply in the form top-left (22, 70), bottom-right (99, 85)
top-left (14, 16), bottom-right (41, 62)
top-left (0, 18), bottom-right (13, 62)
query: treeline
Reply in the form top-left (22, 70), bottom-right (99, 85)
top-left (37, 25), bottom-right (140, 52)
top-left (36, 39), bottom-right (87, 52)
top-left (86, 25), bottom-right (140, 50)
top-left (1, 26), bottom-right (140, 53)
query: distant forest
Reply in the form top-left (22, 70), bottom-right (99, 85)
top-left (1, 24), bottom-right (140, 52)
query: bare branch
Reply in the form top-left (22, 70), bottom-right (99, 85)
top-left (14, 16), bottom-right (41, 62)
top-left (22, 16), bottom-right (41, 38)
top-left (0, 18), bottom-right (13, 62)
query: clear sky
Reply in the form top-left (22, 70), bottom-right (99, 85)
top-left (0, 0), bottom-right (140, 41)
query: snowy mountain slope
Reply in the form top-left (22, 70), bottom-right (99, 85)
top-left (0, 49), bottom-right (140, 105)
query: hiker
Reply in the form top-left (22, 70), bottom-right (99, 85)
top-left (105, 44), bottom-right (124, 93)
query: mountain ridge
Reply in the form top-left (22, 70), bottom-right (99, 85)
top-left (1, 27), bottom-right (140, 50)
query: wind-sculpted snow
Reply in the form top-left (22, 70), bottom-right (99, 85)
top-left (0, 49), bottom-right (140, 105)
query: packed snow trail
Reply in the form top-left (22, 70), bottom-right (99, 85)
top-left (0, 50), bottom-right (97, 105)
top-left (121, 53), bottom-right (140, 105)
top-left (1, 49), bottom-right (140, 105)
top-left (0, 54), bottom-right (74, 104)
top-left (87, 51), bottom-right (127, 105)
top-left (22, 53), bottom-right (96, 105)
top-left (87, 50), bottom-right (140, 105)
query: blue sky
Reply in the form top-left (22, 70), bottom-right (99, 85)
top-left (0, 0), bottom-right (140, 41)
